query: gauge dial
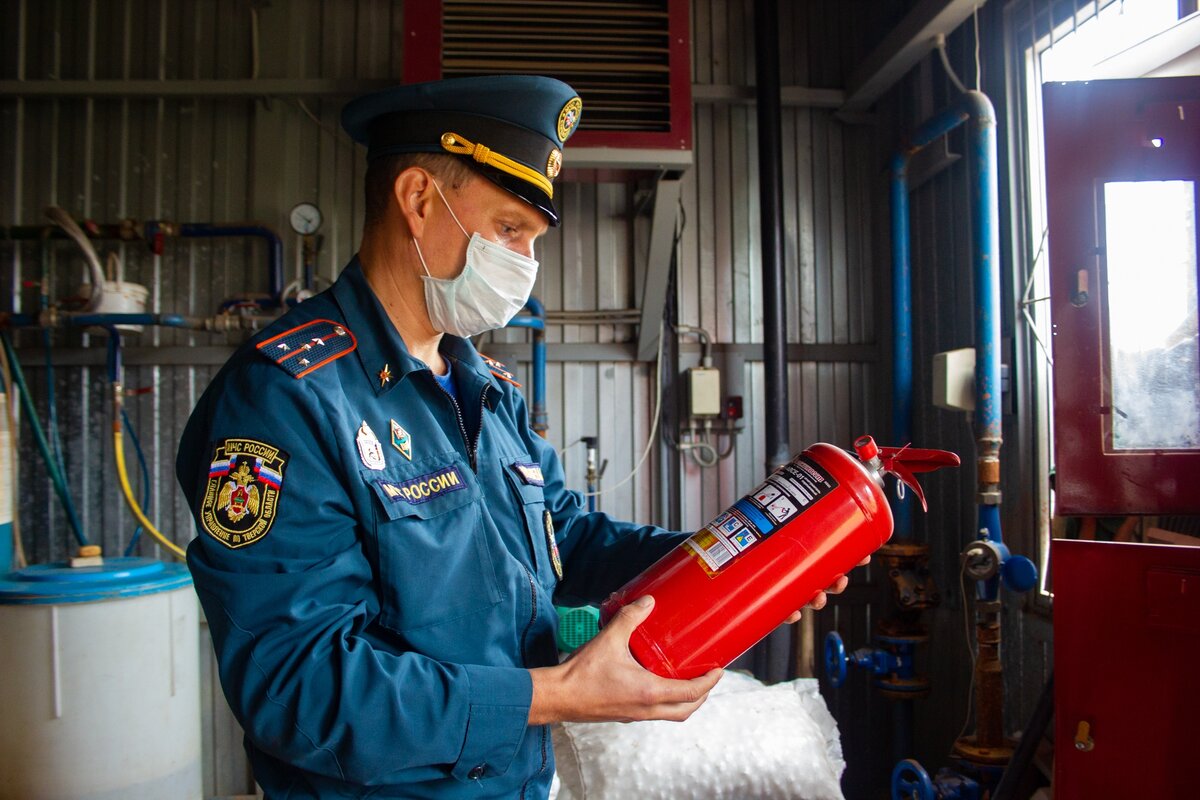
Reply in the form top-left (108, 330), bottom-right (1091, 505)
top-left (289, 202), bottom-right (323, 235)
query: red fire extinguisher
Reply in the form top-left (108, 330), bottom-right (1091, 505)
top-left (599, 435), bottom-right (960, 679)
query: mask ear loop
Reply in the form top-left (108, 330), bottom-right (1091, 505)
top-left (430, 180), bottom-right (471, 239)
top-left (412, 178), bottom-right (471, 278)
top-left (412, 239), bottom-right (433, 278)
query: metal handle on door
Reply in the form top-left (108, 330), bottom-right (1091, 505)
top-left (1074, 720), bottom-right (1095, 751)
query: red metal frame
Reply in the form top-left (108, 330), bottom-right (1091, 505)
top-left (1044, 78), bottom-right (1200, 514)
top-left (1053, 539), bottom-right (1200, 799)
top-left (401, 0), bottom-right (692, 152)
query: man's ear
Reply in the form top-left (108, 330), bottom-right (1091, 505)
top-left (394, 167), bottom-right (436, 240)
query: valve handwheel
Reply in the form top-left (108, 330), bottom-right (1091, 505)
top-left (891, 759), bottom-right (936, 800)
top-left (824, 631), bottom-right (848, 688)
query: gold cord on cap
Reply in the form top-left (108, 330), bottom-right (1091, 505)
top-left (440, 132), bottom-right (554, 199)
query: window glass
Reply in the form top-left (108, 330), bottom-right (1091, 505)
top-left (1103, 180), bottom-right (1200, 450)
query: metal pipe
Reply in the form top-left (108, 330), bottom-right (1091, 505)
top-left (2, 219), bottom-right (286, 307)
top-left (4, 311), bottom-right (273, 332)
top-left (890, 91), bottom-right (1002, 545)
top-left (167, 223), bottom-right (285, 304)
top-left (506, 297), bottom-right (548, 437)
top-left (892, 90), bottom-right (1008, 778)
top-left (754, 0), bottom-right (790, 476)
top-left (753, 0), bottom-right (794, 684)
top-left (582, 436), bottom-right (599, 513)
top-left (889, 152), bottom-right (915, 537)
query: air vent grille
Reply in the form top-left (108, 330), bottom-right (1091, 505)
top-left (441, 1), bottom-right (673, 133)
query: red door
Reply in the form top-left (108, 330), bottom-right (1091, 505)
top-left (1044, 77), bottom-right (1200, 515)
top-left (1053, 539), bottom-right (1200, 799)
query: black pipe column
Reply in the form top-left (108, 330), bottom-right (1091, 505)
top-left (755, 0), bottom-right (789, 476)
top-left (752, 0), bottom-right (792, 682)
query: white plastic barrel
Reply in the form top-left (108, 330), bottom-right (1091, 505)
top-left (0, 558), bottom-right (200, 800)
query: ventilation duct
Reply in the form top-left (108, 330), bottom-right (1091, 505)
top-left (404, 0), bottom-right (692, 171)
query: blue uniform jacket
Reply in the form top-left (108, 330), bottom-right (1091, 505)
top-left (177, 259), bottom-right (684, 799)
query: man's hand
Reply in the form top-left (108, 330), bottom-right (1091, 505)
top-left (781, 554), bottom-right (872, 624)
top-left (528, 596), bottom-right (721, 726)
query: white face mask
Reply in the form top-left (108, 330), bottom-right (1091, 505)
top-left (412, 182), bottom-right (539, 338)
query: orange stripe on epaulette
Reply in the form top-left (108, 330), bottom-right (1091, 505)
top-left (479, 353), bottom-right (522, 388)
top-left (257, 319), bottom-right (357, 379)
top-left (491, 369), bottom-right (522, 388)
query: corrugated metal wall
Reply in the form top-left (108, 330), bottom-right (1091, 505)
top-left (2, 1), bottom-right (903, 796)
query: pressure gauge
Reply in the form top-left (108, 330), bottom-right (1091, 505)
top-left (289, 202), bottom-right (323, 235)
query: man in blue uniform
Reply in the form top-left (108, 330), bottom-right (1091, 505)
top-left (178, 76), bottom-right (850, 799)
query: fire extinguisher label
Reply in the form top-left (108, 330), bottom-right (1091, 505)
top-left (685, 455), bottom-right (838, 576)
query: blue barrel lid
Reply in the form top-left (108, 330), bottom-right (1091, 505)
top-left (0, 557), bottom-right (192, 605)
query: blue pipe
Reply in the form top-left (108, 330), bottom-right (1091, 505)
top-left (145, 222), bottom-right (284, 305)
top-left (68, 313), bottom-right (191, 328)
top-left (890, 152), bottom-right (915, 538)
top-left (509, 297), bottom-right (548, 437)
top-left (0, 367), bottom-right (10, 573)
top-left (891, 92), bottom-right (1002, 557)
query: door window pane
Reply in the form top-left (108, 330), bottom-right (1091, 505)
top-left (1103, 180), bottom-right (1200, 450)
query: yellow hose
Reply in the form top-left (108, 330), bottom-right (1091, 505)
top-left (113, 427), bottom-right (187, 560)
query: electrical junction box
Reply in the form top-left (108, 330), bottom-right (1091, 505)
top-left (933, 348), bottom-right (975, 412)
top-left (688, 367), bottom-right (721, 417)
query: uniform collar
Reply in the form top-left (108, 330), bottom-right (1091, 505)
top-left (332, 257), bottom-right (504, 397)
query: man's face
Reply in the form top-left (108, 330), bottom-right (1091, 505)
top-left (422, 173), bottom-right (551, 280)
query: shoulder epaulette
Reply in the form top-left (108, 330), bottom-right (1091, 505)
top-left (480, 353), bottom-right (522, 388)
top-left (257, 319), bottom-right (357, 379)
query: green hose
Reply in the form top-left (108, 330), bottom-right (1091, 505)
top-left (0, 332), bottom-right (89, 548)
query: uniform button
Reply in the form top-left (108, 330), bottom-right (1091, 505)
top-left (468, 764), bottom-right (486, 780)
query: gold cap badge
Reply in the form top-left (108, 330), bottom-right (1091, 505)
top-left (556, 97), bottom-right (582, 143)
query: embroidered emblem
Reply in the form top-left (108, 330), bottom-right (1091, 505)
top-left (357, 420), bottom-right (386, 470)
top-left (379, 363), bottom-right (392, 388)
top-left (556, 96), bottom-right (582, 142)
top-left (480, 353), bottom-right (522, 388)
top-left (376, 465), bottom-right (467, 505)
top-left (199, 439), bottom-right (288, 549)
top-left (545, 509), bottom-right (562, 580)
top-left (257, 319), bottom-right (357, 379)
top-left (513, 462), bottom-right (545, 486)
top-left (547, 148), bottom-right (563, 179)
top-left (390, 419), bottom-right (412, 461)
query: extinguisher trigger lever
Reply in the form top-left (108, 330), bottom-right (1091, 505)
top-left (872, 444), bottom-right (960, 514)
top-left (890, 464), bottom-right (929, 512)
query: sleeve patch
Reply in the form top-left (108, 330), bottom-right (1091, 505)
top-left (199, 439), bottom-right (289, 549)
top-left (257, 319), bottom-right (357, 378)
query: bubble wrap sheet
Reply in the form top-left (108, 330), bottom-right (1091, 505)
top-left (551, 671), bottom-right (846, 800)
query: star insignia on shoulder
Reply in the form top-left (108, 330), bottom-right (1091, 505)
top-left (379, 363), bottom-right (393, 388)
top-left (256, 319), bottom-right (357, 379)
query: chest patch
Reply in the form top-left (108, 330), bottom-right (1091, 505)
top-left (200, 439), bottom-right (288, 549)
top-left (376, 465), bottom-right (467, 505)
top-left (512, 462), bottom-right (545, 486)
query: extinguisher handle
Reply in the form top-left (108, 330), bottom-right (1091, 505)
top-left (877, 446), bottom-right (961, 513)
top-left (877, 446), bottom-right (961, 473)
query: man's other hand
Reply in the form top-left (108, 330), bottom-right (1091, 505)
top-left (527, 596), bottom-right (721, 726)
